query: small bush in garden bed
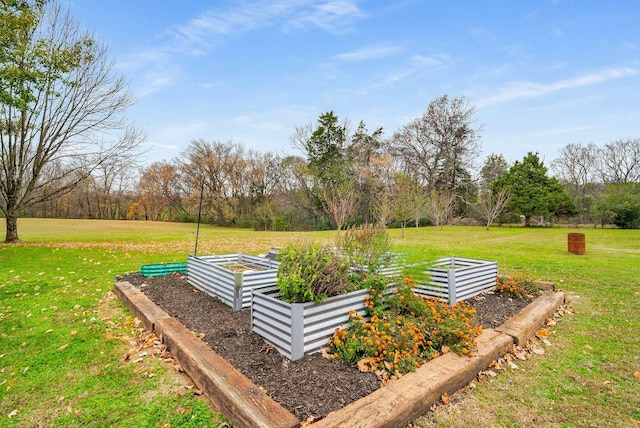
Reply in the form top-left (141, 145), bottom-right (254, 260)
top-left (276, 241), bottom-right (354, 303)
top-left (337, 225), bottom-right (394, 276)
top-left (495, 274), bottom-right (542, 300)
top-left (327, 277), bottom-right (483, 380)
top-left (276, 227), bottom-right (395, 303)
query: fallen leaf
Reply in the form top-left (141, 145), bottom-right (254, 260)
top-left (536, 328), bottom-right (551, 337)
top-left (532, 347), bottom-right (545, 355)
top-left (45, 329), bottom-right (53, 334)
top-left (356, 357), bottom-right (377, 372)
top-left (634, 371), bottom-right (640, 379)
top-left (8, 409), bottom-right (18, 418)
top-left (58, 344), bottom-right (68, 351)
top-left (441, 346), bottom-right (451, 354)
top-left (441, 392), bottom-right (451, 405)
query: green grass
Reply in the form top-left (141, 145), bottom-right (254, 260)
top-left (1, 219), bottom-right (639, 427)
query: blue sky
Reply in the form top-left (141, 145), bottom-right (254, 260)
top-left (67, 0), bottom-right (640, 167)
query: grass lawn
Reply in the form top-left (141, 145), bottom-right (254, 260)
top-left (1, 219), bottom-right (639, 427)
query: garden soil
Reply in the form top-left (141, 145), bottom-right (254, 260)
top-left (117, 272), bottom-right (531, 422)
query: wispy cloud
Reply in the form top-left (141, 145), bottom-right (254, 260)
top-left (476, 66), bottom-right (638, 107)
top-left (365, 53), bottom-right (451, 90)
top-left (289, 0), bottom-right (366, 33)
top-left (335, 43), bottom-right (402, 61)
top-left (170, 0), bottom-right (365, 54)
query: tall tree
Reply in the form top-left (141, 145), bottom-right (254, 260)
top-left (137, 161), bottom-right (184, 221)
top-left (597, 138), bottom-right (640, 184)
top-left (389, 95), bottom-right (481, 191)
top-left (291, 112), bottom-right (357, 229)
top-left (0, 1), bottom-right (143, 241)
top-left (479, 153), bottom-right (509, 189)
top-left (349, 121), bottom-right (384, 224)
top-left (293, 111), bottom-right (350, 185)
top-left (551, 142), bottom-right (600, 223)
top-left (494, 152), bottom-right (577, 226)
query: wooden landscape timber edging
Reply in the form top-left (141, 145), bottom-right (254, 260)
top-left (114, 281), bottom-right (565, 428)
top-left (114, 281), bottom-right (299, 428)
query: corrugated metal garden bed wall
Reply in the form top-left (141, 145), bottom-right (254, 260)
top-left (413, 256), bottom-right (498, 304)
top-left (187, 254), bottom-right (279, 310)
top-left (251, 287), bottom-right (370, 361)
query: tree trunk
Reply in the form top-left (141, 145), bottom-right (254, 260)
top-left (5, 212), bottom-right (20, 243)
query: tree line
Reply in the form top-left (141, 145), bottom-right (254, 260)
top-left (26, 104), bottom-right (640, 232)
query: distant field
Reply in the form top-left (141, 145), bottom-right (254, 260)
top-left (1, 219), bottom-right (638, 426)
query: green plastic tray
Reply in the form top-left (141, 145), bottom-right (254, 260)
top-left (140, 262), bottom-right (187, 277)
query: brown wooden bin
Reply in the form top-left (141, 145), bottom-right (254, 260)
top-left (568, 232), bottom-right (585, 255)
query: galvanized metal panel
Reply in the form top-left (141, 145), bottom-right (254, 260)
top-left (414, 256), bottom-right (497, 304)
top-left (187, 254), bottom-right (278, 310)
top-left (251, 287), bottom-right (370, 361)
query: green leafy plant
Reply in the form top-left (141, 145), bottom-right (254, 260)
top-left (337, 225), bottom-right (394, 277)
top-left (276, 241), bottom-right (353, 303)
top-left (277, 227), bottom-right (395, 303)
top-left (327, 276), bottom-right (482, 379)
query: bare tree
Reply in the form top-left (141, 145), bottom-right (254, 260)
top-left (137, 160), bottom-right (184, 221)
top-left (597, 138), bottom-right (640, 184)
top-left (320, 181), bottom-right (358, 231)
top-left (0, 2), bottom-right (143, 241)
top-left (472, 188), bottom-right (511, 229)
top-left (369, 155), bottom-right (397, 228)
top-left (389, 95), bottom-right (481, 191)
top-left (425, 189), bottom-right (456, 231)
top-left (551, 142), bottom-right (600, 223)
top-left (393, 173), bottom-right (417, 238)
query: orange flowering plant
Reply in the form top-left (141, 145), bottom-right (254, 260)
top-left (495, 274), bottom-right (541, 300)
top-left (327, 276), bottom-right (482, 377)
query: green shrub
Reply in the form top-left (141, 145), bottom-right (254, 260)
top-left (276, 241), bottom-right (353, 303)
top-left (337, 225), bottom-right (393, 277)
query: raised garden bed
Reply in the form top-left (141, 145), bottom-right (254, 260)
top-left (187, 253), bottom-right (279, 310)
top-left (413, 256), bottom-right (498, 304)
top-left (251, 286), bottom-right (370, 360)
top-left (116, 271), bottom-right (563, 424)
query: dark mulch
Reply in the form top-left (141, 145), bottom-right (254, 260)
top-left (116, 272), bottom-right (534, 421)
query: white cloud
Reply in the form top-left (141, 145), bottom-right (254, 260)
top-left (476, 66), bottom-right (638, 107)
top-left (335, 44), bottom-right (402, 61)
